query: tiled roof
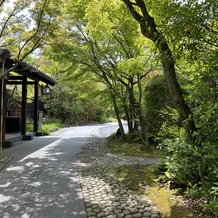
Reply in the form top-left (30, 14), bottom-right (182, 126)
top-left (1, 58), bottom-right (57, 86)
top-left (16, 60), bottom-right (57, 85)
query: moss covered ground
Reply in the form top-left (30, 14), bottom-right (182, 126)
top-left (107, 137), bottom-right (201, 218)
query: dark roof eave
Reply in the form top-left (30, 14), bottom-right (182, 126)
top-left (1, 58), bottom-right (57, 86)
top-left (18, 60), bottom-right (57, 86)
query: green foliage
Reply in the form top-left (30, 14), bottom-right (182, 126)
top-left (180, 61), bottom-right (218, 146)
top-left (185, 165), bottom-right (218, 216)
top-left (125, 132), bottom-right (142, 144)
top-left (144, 74), bottom-right (174, 135)
top-left (40, 78), bottom-right (107, 125)
top-left (157, 107), bottom-right (185, 142)
top-left (26, 118), bottom-right (34, 132)
top-left (26, 124), bottom-right (33, 132)
top-left (39, 118), bottom-right (63, 135)
top-left (95, 109), bottom-right (110, 123)
top-left (0, 0), bottom-right (62, 60)
top-left (156, 138), bottom-right (218, 216)
top-left (149, 0), bottom-right (218, 62)
top-left (107, 135), bottom-right (164, 158)
top-left (41, 0), bottom-right (160, 142)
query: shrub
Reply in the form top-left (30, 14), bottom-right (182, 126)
top-left (156, 106), bottom-right (185, 142)
top-left (156, 138), bottom-right (218, 216)
top-left (144, 74), bottom-right (174, 136)
top-left (125, 132), bottom-right (142, 144)
top-left (39, 118), bottom-right (64, 135)
top-left (26, 118), bottom-right (34, 132)
top-left (26, 124), bottom-right (33, 132)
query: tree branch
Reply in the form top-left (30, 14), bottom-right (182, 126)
top-left (18, 0), bottom-right (47, 59)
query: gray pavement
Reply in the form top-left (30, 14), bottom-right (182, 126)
top-left (0, 123), bottom-right (161, 218)
top-left (0, 125), bottom-right (95, 218)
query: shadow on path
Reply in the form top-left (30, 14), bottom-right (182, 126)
top-left (0, 136), bottom-right (88, 218)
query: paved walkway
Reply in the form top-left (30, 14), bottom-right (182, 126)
top-left (0, 126), bottom-right (161, 218)
top-left (0, 127), bottom-right (88, 218)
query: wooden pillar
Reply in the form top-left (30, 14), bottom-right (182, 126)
top-left (34, 81), bottom-right (38, 132)
top-left (21, 76), bottom-right (27, 135)
top-left (0, 79), bottom-right (2, 142)
top-left (2, 79), bottom-right (6, 141)
top-left (0, 78), bottom-right (6, 141)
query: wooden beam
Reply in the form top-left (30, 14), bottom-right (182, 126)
top-left (7, 76), bottom-right (23, 80)
top-left (1, 58), bottom-right (57, 86)
top-left (6, 81), bottom-right (35, 85)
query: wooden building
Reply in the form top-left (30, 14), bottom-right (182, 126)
top-left (0, 57), bottom-right (57, 144)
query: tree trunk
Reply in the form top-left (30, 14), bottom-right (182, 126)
top-left (136, 102), bottom-right (149, 144)
top-left (161, 57), bottom-right (196, 144)
top-left (128, 89), bottom-right (137, 132)
top-left (126, 78), bottom-right (149, 144)
top-left (137, 74), bottom-right (149, 145)
top-left (123, 104), bottom-right (133, 133)
top-left (111, 93), bottom-right (126, 140)
top-left (127, 78), bottom-right (139, 132)
top-left (123, 0), bottom-right (197, 144)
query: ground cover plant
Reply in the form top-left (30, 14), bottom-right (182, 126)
top-left (107, 136), bottom-right (217, 218)
top-left (39, 118), bottom-right (64, 135)
top-left (156, 139), bottom-right (218, 217)
top-left (26, 118), bottom-right (34, 132)
top-left (112, 164), bottom-right (198, 218)
top-left (107, 134), bottom-right (164, 159)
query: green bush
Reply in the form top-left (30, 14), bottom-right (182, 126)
top-left (183, 62), bottom-right (218, 146)
top-left (39, 118), bottom-right (64, 135)
top-left (144, 74), bottom-right (174, 136)
top-left (193, 99), bottom-right (218, 145)
top-left (26, 118), bottom-right (34, 132)
top-left (125, 132), bottom-right (142, 144)
top-left (26, 124), bottom-right (34, 132)
top-left (156, 138), bottom-right (218, 216)
top-left (156, 106), bottom-right (185, 142)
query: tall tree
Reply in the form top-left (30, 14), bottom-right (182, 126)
top-left (122, 0), bottom-right (197, 144)
top-left (43, 0), bottom-right (159, 143)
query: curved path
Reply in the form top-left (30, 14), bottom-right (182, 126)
top-left (0, 123), bottom-right (161, 218)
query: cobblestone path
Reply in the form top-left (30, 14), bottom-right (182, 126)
top-left (76, 135), bottom-right (161, 218)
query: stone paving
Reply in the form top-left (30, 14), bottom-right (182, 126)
top-left (76, 136), bottom-right (161, 218)
top-left (0, 156), bottom-right (13, 171)
top-left (0, 126), bottom-right (162, 218)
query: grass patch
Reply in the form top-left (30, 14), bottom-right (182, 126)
top-left (112, 165), bottom-right (156, 192)
top-left (39, 118), bottom-right (64, 135)
top-left (112, 164), bottom-right (198, 218)
top-left (146, 186), bottom-right (197, 218)
top-left (107, 136), bottom-right (164, 158)
top-left (26, 123), bottom-right (34, 132)
top-left (25, 118), bottom-right (64, 135)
